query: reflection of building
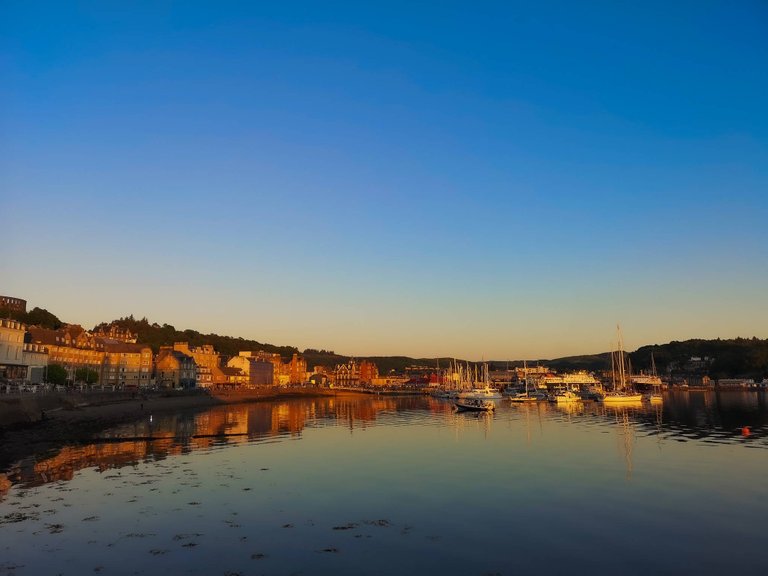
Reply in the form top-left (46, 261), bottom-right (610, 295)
top-left (0, 319), bottom-right (27, 380)
top-left (154, 347), bottom-right (197, 389)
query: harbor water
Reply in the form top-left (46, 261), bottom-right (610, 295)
top-left (1, 391), bottom-right (766, 575)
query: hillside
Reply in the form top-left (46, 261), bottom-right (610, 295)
top-left (490, 337), bottom-right (768, 380)
top-left (95, 316), bottom-right (299, 360)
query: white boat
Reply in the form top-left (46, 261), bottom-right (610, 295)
top-left (454, 398), bottom-right (495, 412)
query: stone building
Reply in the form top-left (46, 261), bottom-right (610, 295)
top-left (212, 366), bottom-right (248, 387)
top-left (234, 351), bottom-right (282, 384)
top-left (101, 342), bottom-right (153, 388)
top-left (227, 354), bottom-right (274, 386)
top-left (0, 296), bottom-right (27, 314)
top-left (27, 326), bottom-right (107, 384)
top-left (280, 353), bottom-right (308, 385)
top-left (154, 347), bottom-right (197, 389)
top-left (173, 342), bottom-right (220, 388)
top-left (93, 325), bottom-right (138, 343)
top-left (359, 360), bottom-right (379, 384)
top-left (334, 359), bottom-right (360, 387)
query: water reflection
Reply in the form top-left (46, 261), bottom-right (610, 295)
top-left (2, 392), bottom-right (768, 576)
top-left (1, 391), bottom-right (766, 501)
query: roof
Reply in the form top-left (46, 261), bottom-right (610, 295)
top-left (102, 341), bottom-right (151, 354)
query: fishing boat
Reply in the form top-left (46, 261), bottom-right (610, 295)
top-left (602, 326), bottom-right (643, 404)
top-left (454, 398), bottom-right (495, 412)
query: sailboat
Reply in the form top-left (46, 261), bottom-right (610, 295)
top-left (457, 362), bottom-right (502, 399)
top-left (602, 326), bottom-right (643, 404)
top-left (509, 360), bottom-right (547, 402)
top-left (646, 353), bottom-right (663, 403)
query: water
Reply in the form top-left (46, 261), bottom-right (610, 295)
top-left (1, 391), bottom-right (767, 575)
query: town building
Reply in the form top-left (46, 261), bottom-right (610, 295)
top-left (0, 319), bottom-right (27, 380)
top-left (0, 295), bottom-right (27, 314)
top-left (234, 351), bottom-right (282, 385)
top-left (359, 360), bottom-right (379, 384)
top-left (173, 342), bottom-right (221, 388)
top-left (154, 347), bottom-right (197, 389)
top-left (334, 359), bottom-right (360, 387)
top-left (227, 353), bottom-right (275, 386)
top-left (101, 342), bottom-right (153, 388)
top-left (27, 326), bottom-right (107, 384)
top-left (212, 366), bottom-right (248, 387)
top-left (22, 343), bottom-right (49, 384)
top-left (280, 353), bottom-right (308, 385)
top-left (93, 325), bottom-right (138, 343)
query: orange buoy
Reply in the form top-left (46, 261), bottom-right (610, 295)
top-left (742, 426), bottom-right (751, 437)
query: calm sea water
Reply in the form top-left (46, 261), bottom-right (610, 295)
top-left (1, 391), bottom-right (766, 576)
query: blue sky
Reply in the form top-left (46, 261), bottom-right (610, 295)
top-left (2, 1), bottom-right (767, 359)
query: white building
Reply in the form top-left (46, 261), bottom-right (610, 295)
top-left (0, 319), bottom-right (26, 380)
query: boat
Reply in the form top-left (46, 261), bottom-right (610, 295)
top-left (602, 326), bottom-right (643, 404)
top-left (633, 352), bottom-right (663, 390)
top-left (459, 387), bottom-right (503, 400)
top-left (454, 398), bottom-right (495, 412)
top-left (457, 363), bottom-right (503, 399)
top-left (509, 361), bottom-right (548, 402)
top-left (550, 390), bottom-right (581, 403)
top-left (640, 353), bottom-right (664, 403)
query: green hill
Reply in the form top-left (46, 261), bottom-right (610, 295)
top-left (95, 316), bottom-right (299, 360)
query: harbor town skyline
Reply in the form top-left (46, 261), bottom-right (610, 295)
top-left (3, 1), bottom-right (768, 359)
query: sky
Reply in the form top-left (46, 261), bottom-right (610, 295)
top-left (2, 1), bottom-right (767, 360)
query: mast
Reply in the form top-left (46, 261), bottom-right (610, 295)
top-left (617, 325), bottom-right (626, 391)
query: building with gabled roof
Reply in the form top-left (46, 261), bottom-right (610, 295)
top-left (154, 347), bottom-right (197, 389)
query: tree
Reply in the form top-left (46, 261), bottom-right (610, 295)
top-left (47, 364), bottom-right (68, 386)
top-left (75, 367), bottom-right (99, 385)
top-left (25, 307), bottom-right (63, 329)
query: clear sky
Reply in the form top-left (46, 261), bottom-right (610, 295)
top-left (2, 1), bottom-right (767, 360)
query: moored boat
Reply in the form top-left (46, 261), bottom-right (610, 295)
top-left (550, 390), bottom-right (581, 403)
top-left (454, 398), bottom-right (495, 411)
top-left (602, 326), bottom-right (643, 403)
